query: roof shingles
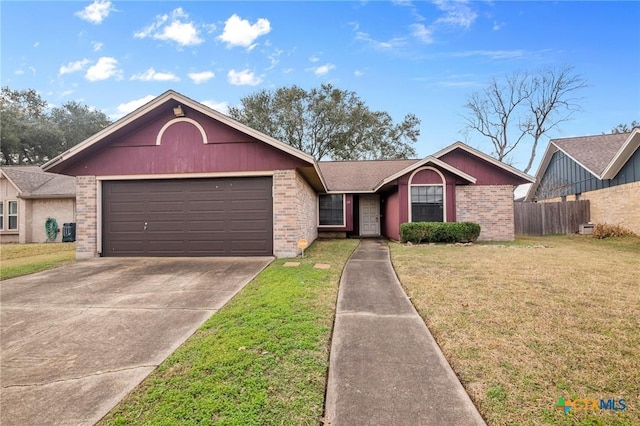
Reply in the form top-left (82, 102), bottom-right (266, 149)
top-left (0, 166), bottom-right (76, 197)
top-left (318, 159), bottom-right (419, 192)
top-left (552, 132), bottom-right (630, 176)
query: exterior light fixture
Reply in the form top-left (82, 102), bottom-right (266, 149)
top-left (173, 105), bottom-right (185, 117)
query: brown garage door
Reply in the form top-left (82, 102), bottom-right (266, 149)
top-left (102, 177), bottom-right (273, 256)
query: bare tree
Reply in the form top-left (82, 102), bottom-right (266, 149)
top-left (608, 120), bottom-right (639, 134)
top-left (463, 66), bottom-right (587, 173)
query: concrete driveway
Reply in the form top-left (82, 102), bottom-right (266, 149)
top-left (1, 257), bottom-right (272, 426)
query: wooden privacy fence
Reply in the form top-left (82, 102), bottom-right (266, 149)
top-left (515, 200), bottom-right (590, 235)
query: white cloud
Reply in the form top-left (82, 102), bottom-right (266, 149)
top-left (201, 100), bottom-right (229, 114)
top-left (117, 95), bottom-right (156, 115)
top-left (85, 57), bottom-right (122, 81)
top-left (218, 14), bottom-right (271, 48)
top-left (188, 71), bottom-right (215, 84)
top-left (227, 69), bottom-right (262, 86)
top-left (131, 68), bottom-right (180, 82)
top-left (266, 48), bottom-right (283, 70)
top-left (450, 49), bottom-right (525, 59)
top-left (410, 23), bottom-right (433, 44)
top-left (59, 59), bottom-right (91, 75)
top-left (34, 42), bottom-right (40, 48)
top-left (493, 21), bottom-right (504, 31)
top-left (15, 69), bottom-right (24, 76)
top-left (309, 55), bottom-right (320, 63)
top-left (313, 63), bottom-right (335, 76)
top-left (355, 31), bottom-right (406, 50)
top-left (354, 70), bottom-right (364, 77)
top-left (92, 41), bottom-right (103, 51)
top-left (75, 0), bottom-right (114, 24)
top-left (433, 0), bottom-right (477, 29)
top-left (134, 8), bottom-right (204, 47)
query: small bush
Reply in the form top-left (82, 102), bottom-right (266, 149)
top-left (591, 223), bottom-right (637, 239)
top-left (400, 222), bottom-right (481, 244)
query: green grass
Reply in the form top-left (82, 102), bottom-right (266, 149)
top-left (390, 234), bottom-right (640, 426)
top-left (0, 242), bottom-right (76, 280)
top-left (100, 239), bottom-right (359, 426)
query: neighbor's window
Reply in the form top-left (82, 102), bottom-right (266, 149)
top-left (319, 194), bottom-right (345, 226)
top-left (411, 186), bottom-right (443, 222)
top-left (0, 201), bottom-right (3, 230)
top-left (8, 200), bottom-right (18, 230)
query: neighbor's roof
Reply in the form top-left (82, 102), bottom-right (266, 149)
top-left (553, 133), bottom-right (629, 176)
top-left (0, 166), bottom-right (76, 198)
top-left (526, 128), bottom-right (640, 201)
top-left (318, 159), bottom-right (419, 192)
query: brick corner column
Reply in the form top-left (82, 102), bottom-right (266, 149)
top-left (75, 176), bottom-right (99, 259)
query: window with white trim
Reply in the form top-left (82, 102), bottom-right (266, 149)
top-left (319, 194), bottom-right (345, 226)
top-left (411, 186), bottom-right (443, 222)
top-left (8, 200), bottom-right (18, 230)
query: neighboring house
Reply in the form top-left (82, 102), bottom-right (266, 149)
top-left (526, 129), bottom-right (640, 234)
top-left (43, 90), bottom-right (533, 259)
top-left (0, 166), bottom-right (76, 243)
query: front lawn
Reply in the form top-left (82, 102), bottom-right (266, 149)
top-left (0, 242), bottom-right (76, 280)
top-left (390, 235), bottom-right (640, 425)
top-left (100, 239), bottom-right (359, 425)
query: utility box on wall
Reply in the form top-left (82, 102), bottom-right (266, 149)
top-left (62, 223), bottom-right (76, 242)
top-left (579, 223), bottom-right (594, 235)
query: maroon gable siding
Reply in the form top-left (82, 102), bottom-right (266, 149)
top-left (395, 168), bottom-right (460, 226)
top-left (411, 168), bottom-right (442, 184)
top-left (54, 110), bottom-right (310, 176)
top-left (439, 148), bottom-right (527, 185)
top-left (383, 190), bottom-right (400, 240)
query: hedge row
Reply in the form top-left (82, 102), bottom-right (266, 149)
top-left (400, 222), bottom-right (481, 244)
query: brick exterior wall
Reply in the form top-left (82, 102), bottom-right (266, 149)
top-left (456, 185), bottom-right (515, 241)
top-left (273, 170), bottom-right (318, 257)
top-left (76, 176), bottom-right (98, 259)
top-left (538, 181), bottom-right (640, 234)
top-left (28, 198), bottom-right (75, 243)
top-left (580, 181), bottom-right (640, 234)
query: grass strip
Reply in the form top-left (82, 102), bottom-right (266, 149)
top-left (0, 243), bottom-right (76, 280)
top-left (100, 238), bottom-right (358, 426)
top-left (390, 235), bottom-right (640, 426)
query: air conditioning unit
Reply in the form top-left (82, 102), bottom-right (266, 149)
top-left (579, 223), bottom-right (594, 235)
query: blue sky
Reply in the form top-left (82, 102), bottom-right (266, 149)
top-left (2, 1), bottom-right (639, 174)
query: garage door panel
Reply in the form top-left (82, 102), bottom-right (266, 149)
top-left (230, 219), bottom-right (269, 231)
top-left (187, 221), bottom-right (226, 232)
top-left (103, 177), bottom-right (273, 256)
top-left (190, 200), bottom-right (226, 212)
top-left (147, 202), bottom-right (186, 213)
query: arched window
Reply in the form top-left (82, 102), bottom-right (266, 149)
top-left (409, 167), bottom-right (445, 222)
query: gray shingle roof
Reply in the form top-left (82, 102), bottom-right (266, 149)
top-left (318, 159), bottom-right (420, 192)
top-left (0, 166), bottom-right (76, 198)
top-left (552, 132), bottom-right (630, 176)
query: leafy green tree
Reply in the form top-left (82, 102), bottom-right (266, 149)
top-left (608, 120), bottom-right (639, 134)
top-left (1, 87), bottom-right (111, 165)
top-left (50, 101), bottom-right (111, 151)
top-left (228, 84), bottom-right (420, 160)
top-left (0, 87), bottom-right (57, 165)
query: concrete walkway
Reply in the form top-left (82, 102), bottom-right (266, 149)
top-left (325, 240), bottom-right (486, 426)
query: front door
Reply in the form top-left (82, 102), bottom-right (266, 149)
top-left (359, 195), bottom-right (380, 236)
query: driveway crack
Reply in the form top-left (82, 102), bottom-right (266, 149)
top-left (1, 364), bottom-right (157, 389)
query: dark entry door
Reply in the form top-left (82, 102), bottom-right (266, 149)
top-left (102, 177), bottom-right (273, 256)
